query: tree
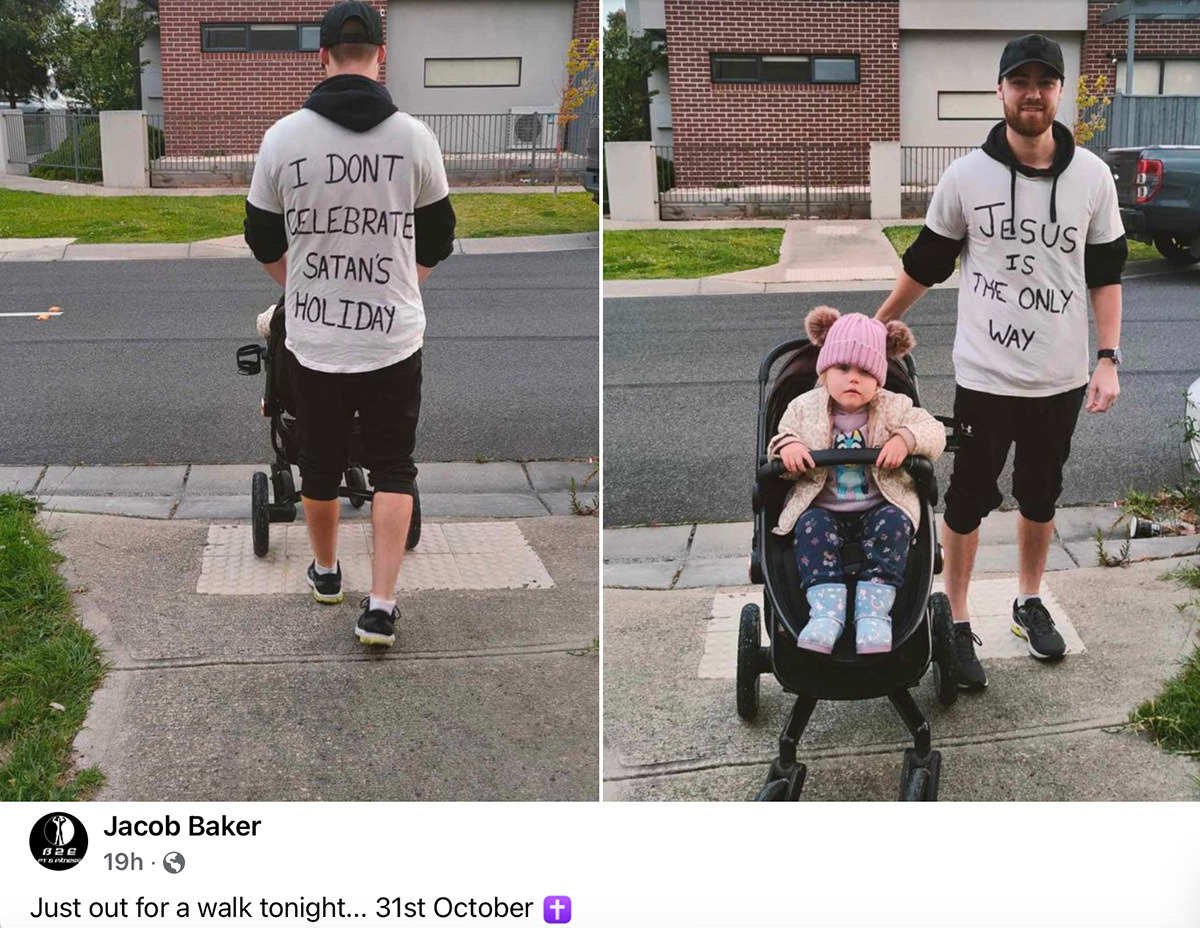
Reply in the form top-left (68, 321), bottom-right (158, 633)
top-left (1074, 73), bottom-right (1111, 147)
top-left (602, 9), bottom-right (664, 142)
top-left (0, 0), bottom-right (67, 108)
top-left (553, 36), bottom-right (598, 195)
top-left (49, 0), bottom-right (155, 111)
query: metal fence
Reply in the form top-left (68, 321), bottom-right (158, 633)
top-left (652, 144), bottom-right (870, 217)
top-left (3, 112), bottom-right (102, 183)
top-left (146, 110), bottom-right (590, 185)
top-left (900, 146), bottom-right (976, 216)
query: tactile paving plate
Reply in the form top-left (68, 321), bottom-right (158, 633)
top-left (197, 521), bottom-right (554, 595)
top-left (698, 578), bottom-right (1083, 680)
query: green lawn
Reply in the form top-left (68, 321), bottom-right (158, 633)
top-left (603, 228), bottom-right (784, 279)
top-left (0, 494), bottom-right (107, 801)
top-left (0, 189), bottom-right (597, 243)
top-left (1130, 562), bottom-right (1200, 760)
top-left (882, 224), bottom-right (1161, 262)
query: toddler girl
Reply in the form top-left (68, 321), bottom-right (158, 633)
top-left (769, 307), bottom-right (946, 654)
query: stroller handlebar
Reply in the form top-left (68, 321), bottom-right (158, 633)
top-left (757, 452), bottom-right (935, 481)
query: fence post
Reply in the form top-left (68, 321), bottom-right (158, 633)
top-left (100, 111), bottom-right (151, 188)
top-left (870, 141), bottom-right (902, 220)
top-left (605, 141), bottom-right (658, 221)
top-left (0, 111), bottom-right (29, 175)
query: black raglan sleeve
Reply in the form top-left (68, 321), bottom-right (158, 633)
top-left (414, 195), bottom-right (456, 267)
top-left (244, 201), bottom-right (288, 264)
top-left (1084, 235), bottom-right (1127, 288)
top-left (902, 225), bottom-right (964, 286)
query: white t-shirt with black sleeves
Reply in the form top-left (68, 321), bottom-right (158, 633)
top-left (247, 109), bottom-right (449, 374)
top-left (925, 146), bottom-right (1124, 398)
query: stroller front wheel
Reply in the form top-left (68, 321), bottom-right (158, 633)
top-left (737, 603), bottom-right (762, 720)
top-left (251, 471), bottom-right (270, 557)
top-left (930, 593), bottom-right (959, 706)
top-left (345, 466), bottom-right (368, 509)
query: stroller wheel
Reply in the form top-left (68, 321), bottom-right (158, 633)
top-left (930, 593), bottom-right (960, 707)
top-left (406, 483), bottom-right (421, 550)
top-left (899, 748), bottom-right (941, 801)
top-left (753, 780), bottom-right (788, 801)
top-left (737, 604), bottom-right (762, 721)
top-left (755, 760), bottom-right (806, 801)
top-left (346, 466), bottom-right (368, 509)
top-left (251, 471), bottom-right (270, 558)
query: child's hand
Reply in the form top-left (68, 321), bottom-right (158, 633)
top-left (780, 441), bottom-right (815, 473)
top-left (875, 434), bottom-right (909, 470)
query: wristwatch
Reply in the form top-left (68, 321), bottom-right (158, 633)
top-left (1097, 347), bottom-right (1122, 366)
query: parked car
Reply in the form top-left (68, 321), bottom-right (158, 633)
top-left (1102, 145), bottom-right (1200, 265)
top-left (582, 119), bottom-right (599, 203)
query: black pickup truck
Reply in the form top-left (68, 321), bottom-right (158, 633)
top-left (1102, 145), bottom-right (1200, 265)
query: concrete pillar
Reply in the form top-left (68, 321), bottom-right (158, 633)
top-left (0, 110), bottom-right (30, 175)
top-left (870, 141), bottom-right (902, 220)
top-left (605, 141), bottom-right (659, 222)
top-left (100, 110), bottom-right (150, 188)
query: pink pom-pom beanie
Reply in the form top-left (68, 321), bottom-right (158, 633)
top-left (815, 312), bottom-right (888, 384)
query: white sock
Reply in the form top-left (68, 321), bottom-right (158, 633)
top-left (1016, 593), bottom-right (1038, 607)
top-left (314, 560), bottom-right (338, 575)
top-left (369, 595), bottom-right (395, 614)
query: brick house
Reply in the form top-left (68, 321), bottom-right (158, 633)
top-left (143, 0), bottom-right (597, 159)
top-left (626, 0), bottom-right (1200, 192)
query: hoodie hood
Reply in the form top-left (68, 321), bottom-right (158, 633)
top-left (303, 74), bottom-right (398, 132)
top-left (981, 119), bottom-right (1075, 225)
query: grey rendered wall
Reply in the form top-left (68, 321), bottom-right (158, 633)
top-left (386, 0), bottom-right (574, 114)
top-left (900, 31), bottom-right (1081, 147)
top-left (140, 29), bottom-right (163, 120)
top-left (900, 0), bottom-right (1086, 31)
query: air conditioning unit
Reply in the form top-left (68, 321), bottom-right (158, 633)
top-left (507, 107), bottom-right (557, 151)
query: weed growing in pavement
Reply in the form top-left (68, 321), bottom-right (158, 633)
top-left (569, 461), bottom-right (599, 517)
top-left (0, 493), bottom-right (107, 801)
top-left (1094, 527), bottom-right (1131, 567)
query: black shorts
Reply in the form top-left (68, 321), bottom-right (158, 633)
top-left (286, 350), bottom-right (422, 501)
top-left (942, 384), bottom-right (1086, 534)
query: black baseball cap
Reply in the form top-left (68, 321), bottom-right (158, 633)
top-left (320, 1), bottom-right (383, 48)
top-left (998, 33), bottom-right (1065, 82)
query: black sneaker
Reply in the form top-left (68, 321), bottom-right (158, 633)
top-left (355, 596), bottom-right (399, 647)
top-left (1012, 597), bottom-right (1066, 660)
top-left (306, 560), bottom-right (343, 604)
top-left (954, 622), bottom-right (988, 690)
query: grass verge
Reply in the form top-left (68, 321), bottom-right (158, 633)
top-left (881, 224), bottom-right (1161, 263)
top-left (0, 494), bottom-right (106, 801)
top-left (1129, 562), bottom-right (1200, 759)
top-left (0, 189), bottom-right (597, 243)
top-left (603, 228), bottom-right (784, 279)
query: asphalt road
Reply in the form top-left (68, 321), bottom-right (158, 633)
top-left (0, 250), bottom-right (598, 464)
top-left (604, 265), bottom-right (1200, 526)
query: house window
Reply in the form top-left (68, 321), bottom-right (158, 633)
top-left (424, 58), bottom-right (522, 88)
top-left (201, 23), bottom-right (322, 52)
top-left (938, 91), bottom-right (1001, 120)
top-left (710, 53), bottom-right (858, 84)
top-left (1115, 58), bottom-right (1200, 94)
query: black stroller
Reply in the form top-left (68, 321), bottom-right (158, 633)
top-left (739, 337), bottom-right (962, 801)
top-left (235, 295), bottom-right (421, 558)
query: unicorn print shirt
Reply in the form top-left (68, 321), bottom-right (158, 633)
top-left (811, 405), bottom-right (884, 514)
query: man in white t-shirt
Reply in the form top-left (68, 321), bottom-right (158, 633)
top-left (875, 34), bottom-right (1127, 689)
top-left (244, 1), bottom-right (456, 647)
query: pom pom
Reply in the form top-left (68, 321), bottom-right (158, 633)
top-left (885, 320), bottom-right (916, 359)
top-left (805, 306), bottom-right (840, 346)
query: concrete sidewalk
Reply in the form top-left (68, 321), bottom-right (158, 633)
top-left (59, 509), bottom-right (598, 800)
top-left (0, 231), bottom-right (598, 262)
top-left (604, 506), bottom-right (1200, 590)
top-left (0, 173), bottom-right (586, 197)
top-left (602, 218), bottom-right (1190, 297)
top-left (604, 550), bottom-right (1200, 802)
top-left (1, 460), bottom-right (596, 521)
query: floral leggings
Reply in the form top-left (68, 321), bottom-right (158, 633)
top-left (794, 503), bottom-right (913, 590)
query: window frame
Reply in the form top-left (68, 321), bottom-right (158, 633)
top-left (937, 90), bottom-right (1002, 121)
top-left (710, 53), bottom-right (859, 85)
top-left (201, 23), bottom-right (322, 53)
top-left (423, 57), bottom-right (524, 89)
